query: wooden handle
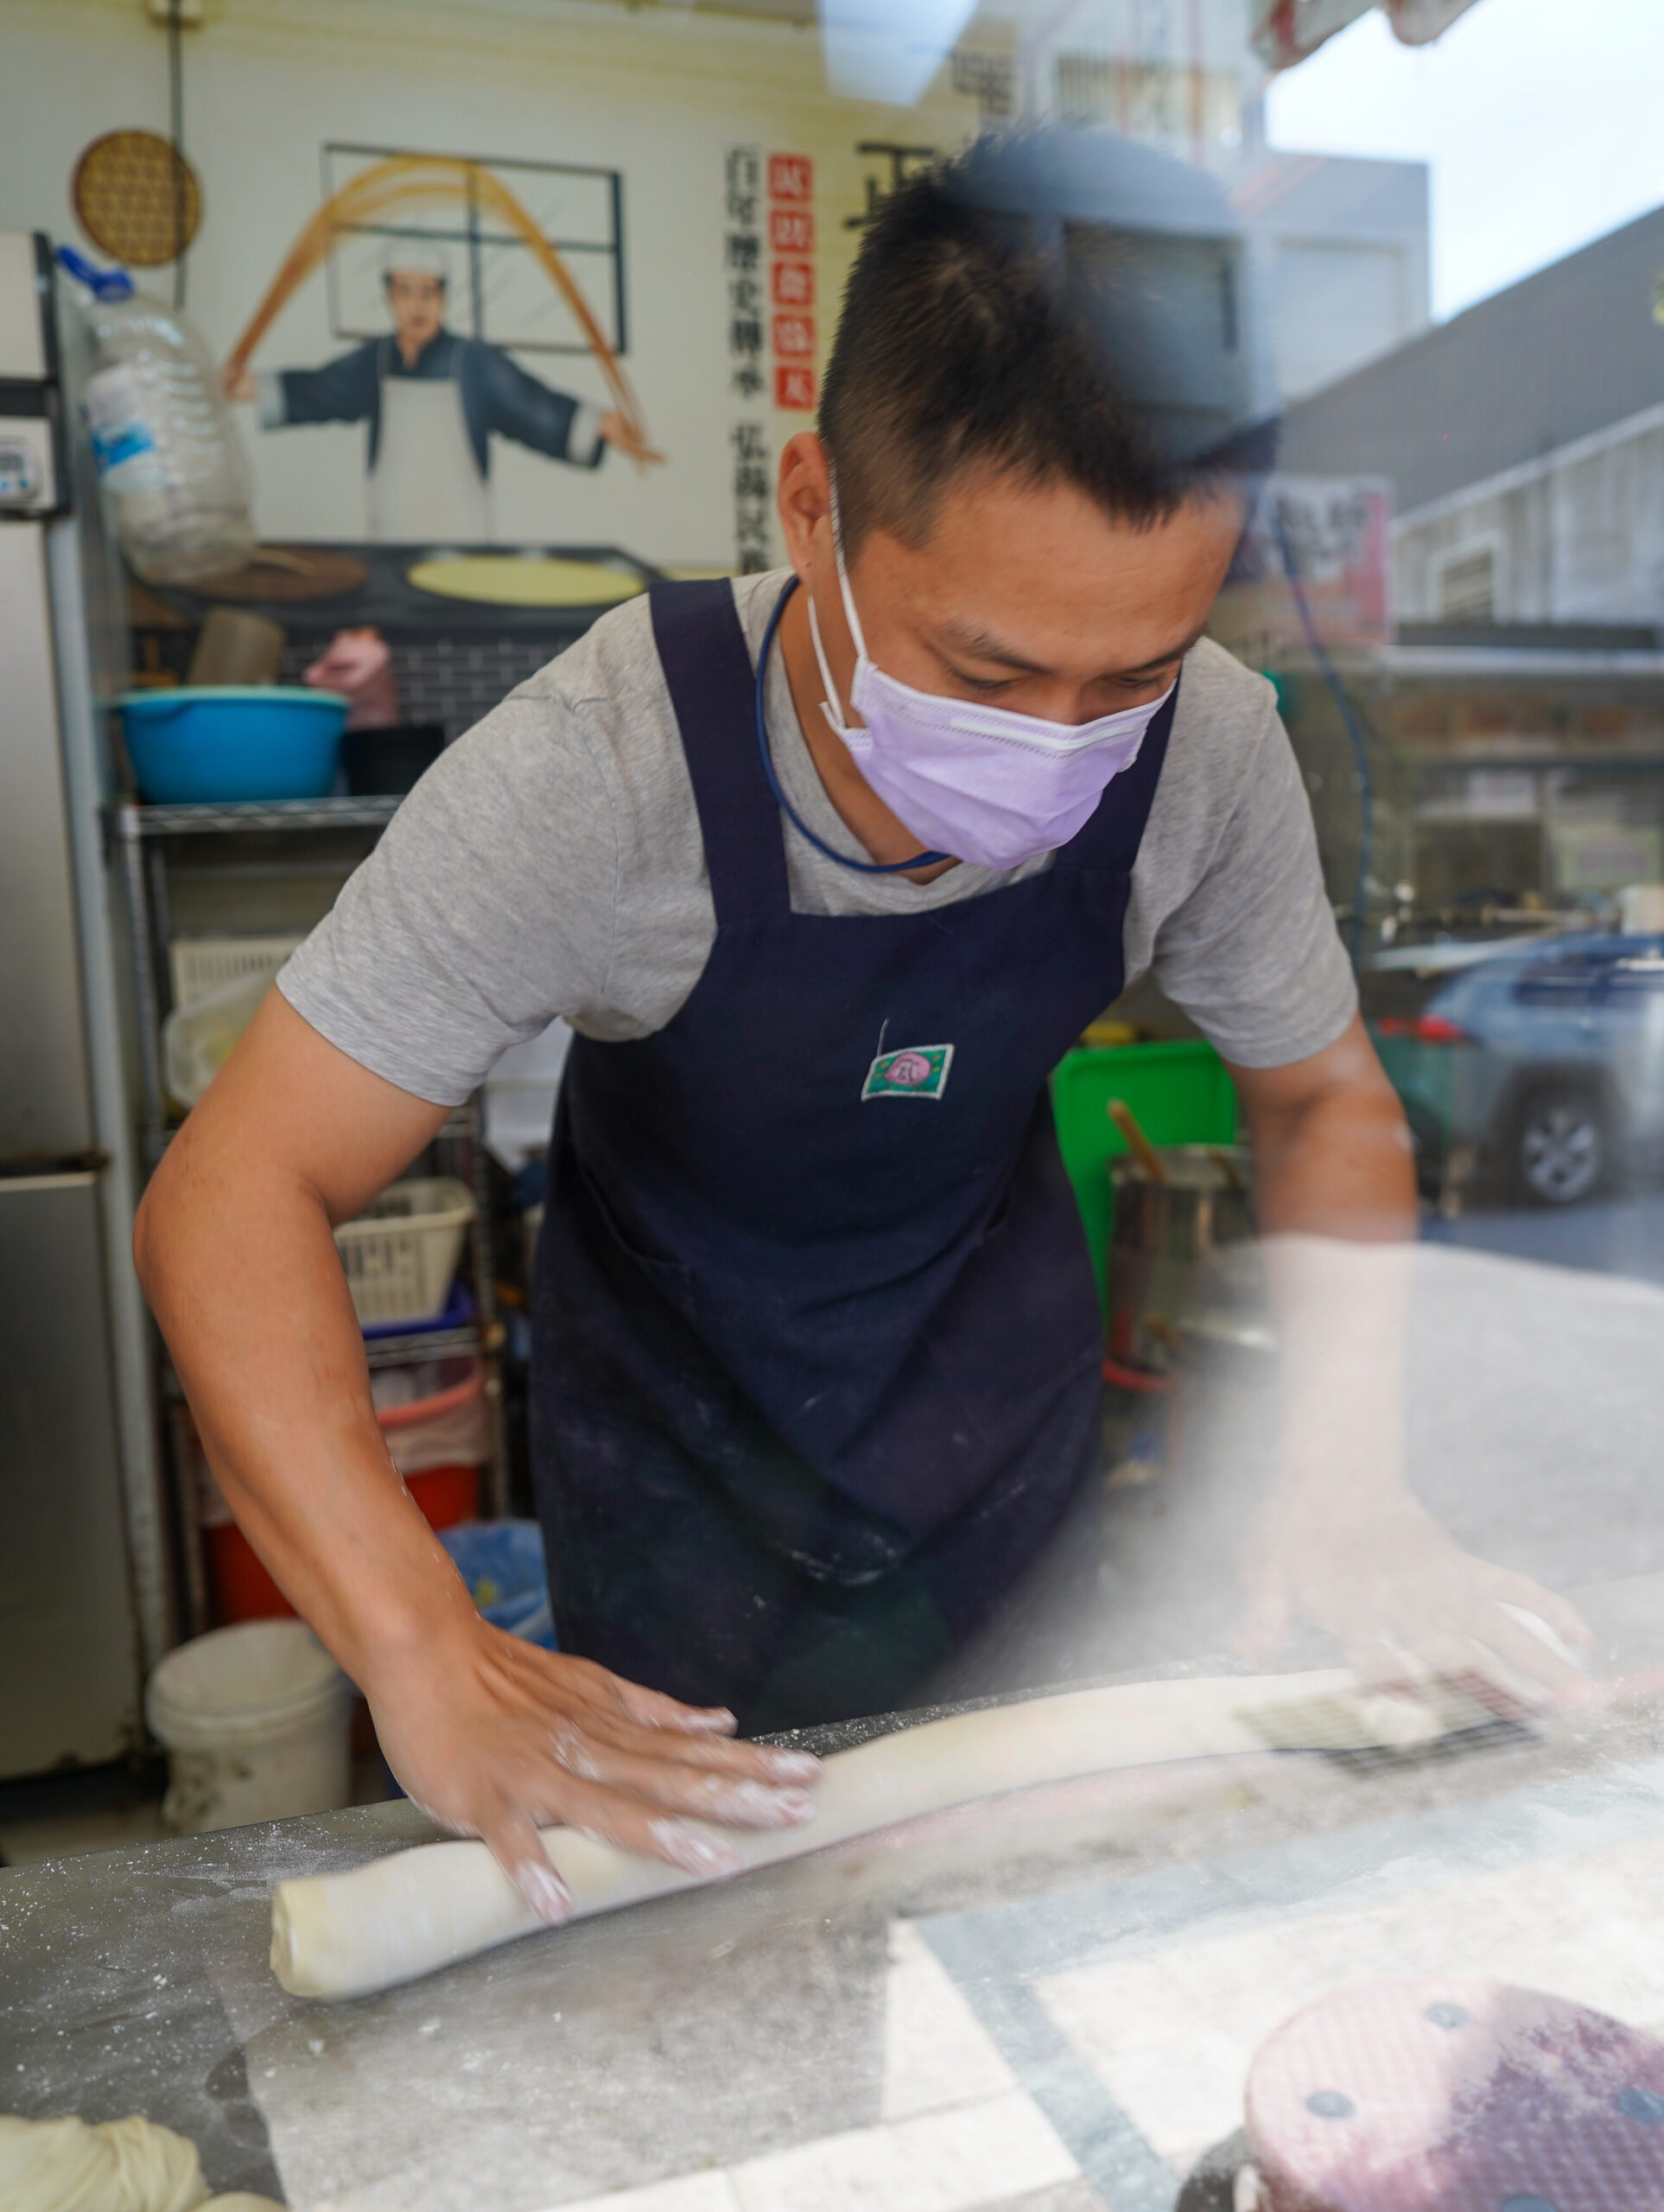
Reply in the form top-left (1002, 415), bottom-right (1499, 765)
top-left (1108, 1096), bottom-right (1166, 1184)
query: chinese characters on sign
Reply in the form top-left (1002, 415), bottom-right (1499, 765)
top-left (766, 152), bottom-right (816, 415)
top-left (950, 48), bottom-right (1015, 118)
top-left (730, 423), bottom-right (772, 577)
top-left (724, 145), bottom-right (771, 571)
top-left (768, 152), bottom-right (812, 203)
top-left (1212, 476), bottom-right (1394, 664)
top-left (1266, 477), bottom-right (1394, 648)
top-left (724, 149), bottom-right (818, 565)
top-left (843, 142), bottom-right (936, 231)
top-left (770, 205), bottom-right (812, 256)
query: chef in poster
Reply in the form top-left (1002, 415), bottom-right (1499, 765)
top-left (225, 242), bottom-right (632, 541)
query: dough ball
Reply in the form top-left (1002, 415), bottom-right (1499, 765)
top-left (0, 2112), bottom-right (283, 2212)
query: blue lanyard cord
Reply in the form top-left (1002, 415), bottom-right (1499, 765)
top-left (754, 575), bottom-right (947, 875)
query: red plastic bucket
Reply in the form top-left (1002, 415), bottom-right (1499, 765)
top-left (207, 1462), bottom-right (481, 1624)
top-left (203, 1357), bottom-right (487, 1624)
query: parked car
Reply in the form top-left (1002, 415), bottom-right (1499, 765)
top-left (1367, 933), bottom-right (1664, 1206)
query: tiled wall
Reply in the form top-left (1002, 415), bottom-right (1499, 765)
top-left (130, 626), bottom-right (565, 742)
top-left (277, 631), bottom-right (563, 741)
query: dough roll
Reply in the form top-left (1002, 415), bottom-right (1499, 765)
top-left (271, 1669), bottom-right (1471, 2000)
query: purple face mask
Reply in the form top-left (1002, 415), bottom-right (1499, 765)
top-left (808, 523), bottom-right (1176, 873)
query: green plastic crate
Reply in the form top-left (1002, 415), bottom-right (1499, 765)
top-left (1051, 1039), bottom-right (1241, 1307)
top-left (1369, 1025), bottom-right (1458, 1163)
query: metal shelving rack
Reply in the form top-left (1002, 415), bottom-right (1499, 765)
top-left (106, 797), bottom-right (509, 1637)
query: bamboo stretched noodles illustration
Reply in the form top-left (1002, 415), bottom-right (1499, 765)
top-left (224, 156), bottom-right (659, 467)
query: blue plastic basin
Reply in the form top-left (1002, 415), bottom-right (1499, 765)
top-left (117, 687), bottom-right (350, 804)
top-left (377, 1521), bottom-right (556, 1798)
top-left (438, 1521), bottom-right (556, 1649)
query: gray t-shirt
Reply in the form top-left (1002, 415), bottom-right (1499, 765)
top-left (277, 569), bottom-right (1356, 1104)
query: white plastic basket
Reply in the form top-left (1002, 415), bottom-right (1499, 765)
top-left (333, 1178), bottom-right (475, 1326)
top-left (169, 933), bottom-right (303, 1010)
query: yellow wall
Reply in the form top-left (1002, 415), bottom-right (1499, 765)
top-left (1, 0), bottom-right (987, 563)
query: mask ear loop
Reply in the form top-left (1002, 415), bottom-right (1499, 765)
top-left (807, 467), bottom-right (871, 737)
top-left (806, 594), bottom-right (847, 737)
top-left (757, 575), bottom-right (945, 874)
top-left (829, 476), bottom-right (872, 664)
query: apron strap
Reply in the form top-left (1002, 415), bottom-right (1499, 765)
top-left (650, 580), bottom-right (791, 928)
top-left (1057, 671), bottom-right (1180, 874)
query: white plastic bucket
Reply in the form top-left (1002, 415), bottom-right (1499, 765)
top-left (145, 1620), bottom-right (350, 1834)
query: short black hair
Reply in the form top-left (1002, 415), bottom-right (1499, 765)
top-left (818, 133), bottom-right (1272, 558)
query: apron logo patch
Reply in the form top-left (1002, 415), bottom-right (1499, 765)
top-left (861, 1044), bottom-right (954, 1101)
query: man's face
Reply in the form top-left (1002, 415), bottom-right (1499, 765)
top-left (801, 452), bottom-right (1245, 728)
top-left (384, 272), bottom-right (446, 353)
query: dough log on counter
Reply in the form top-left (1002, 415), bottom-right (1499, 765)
top-left (272, 1669), bottom-right (1487, 2001)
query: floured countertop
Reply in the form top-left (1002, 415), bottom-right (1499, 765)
top-left (0, 1798), bottom-right (436, 2202)
top-left (10, 1243), bottom-right (1664, 2207)
top-left (8, 1694), bottom-right (1664, 2212)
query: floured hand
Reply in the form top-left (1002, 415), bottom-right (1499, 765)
top-left (1236, 1483), bottom-right (1594, 1706)
top-left (362, 1617), bottom-right (821, 1922)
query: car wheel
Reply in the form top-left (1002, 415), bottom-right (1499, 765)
top-left (1509, 1084), bottom-right (1609, 1206)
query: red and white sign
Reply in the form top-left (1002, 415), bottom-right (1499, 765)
top-left (1242, 474), bottom-right (1394, 650)
top-left (772, 313), bottom-right (815, 359)
top-left (768, 153), bottom-right (813, 202)
top-left (767, 155), bottom-right (816, 415)
top-left (772, 260), bottom-right (814, 307)
top-left (770, 207), bottom-right (814, 255)
top-left (1272, 475), bottom-right (1392, 645)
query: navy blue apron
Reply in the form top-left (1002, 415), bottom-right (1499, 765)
top-left (530, 578), bottom-right (1176, 1731)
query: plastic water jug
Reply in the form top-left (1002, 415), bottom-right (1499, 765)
top-left (58, 245), bottom-right (255, 585)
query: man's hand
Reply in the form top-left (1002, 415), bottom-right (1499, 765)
top-left (1226, 1021), bottom-right (1591, 1709)
top-left (1236, 1481), bottom-right (1593, 1707)
top-left (596, 409), bottom-right (664, 466)
top-left (367, 1618), bottom-right (820, 1922)
top-left (135, 992), bottom-right (817, 1925)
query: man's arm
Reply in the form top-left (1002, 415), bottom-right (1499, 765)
top-left (1228, 1009), bottom-right (1415, 1244)
top-left (135, 991), bottom-right (818, 1921)
top-left (224, 341), bottom-right (381, 426)
top-left (474, 344), bottom-right (607, 467)
top-left (1226, 1015), bottom-right (1588, 1696)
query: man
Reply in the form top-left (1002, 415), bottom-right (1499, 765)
top-left (143, 143), bottom-right (1582, 1925)
top-left (225, 244), bottom-right (630, 542)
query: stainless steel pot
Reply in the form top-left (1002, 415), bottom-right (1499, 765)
top-left (1108, 1145), bottom-right (1257, 1372)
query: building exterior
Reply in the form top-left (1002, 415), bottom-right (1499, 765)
top-left (1268, 206), bottom-right (1664, 934)
top-left (1232, 146), bottom-right (1430, 403)
top-left (1280, 205), bottom-right (1664, 628)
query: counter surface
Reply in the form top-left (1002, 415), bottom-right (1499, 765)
top-left (6, 1700), bottom-right (1664, 2212)
top-left (13, 1248), bottom-right (1664, 2208)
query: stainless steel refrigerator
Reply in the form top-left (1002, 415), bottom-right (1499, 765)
top-left (0, 231), bottom-right (168, 1776)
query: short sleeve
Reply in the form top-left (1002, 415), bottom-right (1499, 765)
top-left (1150, 702), bottom-right (1358, 1070)
top-left (276, 691), bottom-right (620, 1105)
